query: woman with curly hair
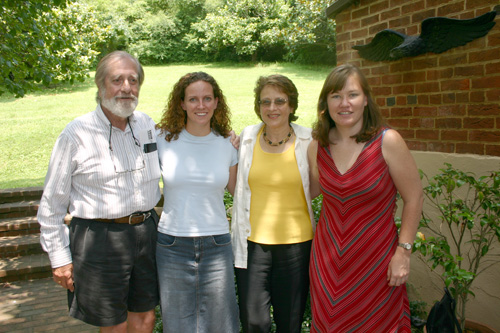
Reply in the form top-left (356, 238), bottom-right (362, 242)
top-left (156, 71), bottom-right (239, 332)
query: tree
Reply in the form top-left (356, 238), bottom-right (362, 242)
top-left (284, 0), bottom-right (336, 65)
top-left (0, 0), bottom-right (110, 97)
top-left (192, 0), bottom-right (289, 62)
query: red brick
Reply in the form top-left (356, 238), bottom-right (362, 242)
top-left (337, 52), bottom-right (352, 63)
top-left (437, 2), bottom-right (465, 16)
top-left (403, 71), bottom-right (426, 83)
top-left (390, 107), bottom-right (413, 117)
top-left (380, 108), bottom-right (390, 118)
top-left (441, 79), bottom-right (470, 91)
top-left (413, 58), bottom-right (438, 69)
top-left (485, 61), bottom-right (500, 74)
top-left (381, 8), bottom-right (401, 21)
top-left (362, 15), bottom-right (380, 26)
top-left (486, 89), bottom-right (500, 102)
top-left (336, 32), bottom-right (351, 43)
top-left (470, 49), bottom-right (500, 63)
top-left (427, 141), bottom-right (455, 153)
top-left (435, 118), bottom-right (462, 128)
top-left (410, 117), bottom-right (435, 128)
top-left (401, 0), bottom-right (425, 15)
top-left (387, 118), bottom-right (409, 128)
top-left (376, 97), bottom-right (386, 107)
top-left (352, 7), bottom-right (369, 19)
top-left (468, 104), bottom-right (500, 116)
top-left (373, 86), bottom-right (392, 96)
top-left (389, 16), bottom-right (411, 29)
top-left (438, 105), bottom-right (466, 116)
top-left (393, 84), bottom-right (415, 95)
top-left (472, 76), bottom-right (500, 89)
top-left (414, 106), bottom-right (437, 117)
top-left (469, 130), bottom-right (500, 142)
top-left (416, 129), bottom-right (439, 140)
top-left (485, 145), bottom-right (500, 157)
top-left (456, 92), bottom-right (469, 103)
top-left (418, 95), bottom-right (429, 105)
top-left (411, 9), bottom-right (436, 24)
top-left (371, 65), bottom-right (392, 75)
top-left (427, 68), bottom-right (453, 80)
top-left (441, 130), bottom-right (468, 141)
top-left (352, 28), bottom-right (369, 39)
top-left (367, 76), bottom-right (381, 86)
top-left (390, 62), bottom-right (413, 72)
top-left (488, 32), bottom-right (500, 47)
top-left (439, 54), bottom-right (467, 67)
top-left (443, 93), bottom-right (456, 103)
top-left (456, 143), bottom-right (485, 155)
top-left (455, 65), bottom-right (484, 77)
top-left (407, 140), bottom-right (427, 151)
top-left (370, 1), bottom-right (390, 14)
top-left (464, 117), bottom-right (495, 129)
top-left (398, 130), bottom-right (415, 140)
top-left (396, 96), bottom-right (406, 105)
top-left (382, 74), bottom-right (402, 85)
top-left (345, 20), bottom-right (361, 31)
top-left (426, 0), bottom-right (452, 7)
top-left (416, 82), bottom-right (440, 93)
top-left (369, 22), bottom-right (389, 35)
top-left (429, 94), bottom-right (442, 104)
top-left (469, 91), bottom-right (485, 103)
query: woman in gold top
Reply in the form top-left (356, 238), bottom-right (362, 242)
top-left (231, 74), bottom-right (315, 332)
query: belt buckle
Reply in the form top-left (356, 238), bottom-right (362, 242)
top-left (128, 211), bottom-right (151, 224)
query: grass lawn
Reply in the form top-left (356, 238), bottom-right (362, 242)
top-left (0, 62), bottom-right (332, 189)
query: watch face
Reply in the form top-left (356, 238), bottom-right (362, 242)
top-left (400, 243), bottom-right (412, 250)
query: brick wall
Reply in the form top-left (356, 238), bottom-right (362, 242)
top-left (333, 0), bottom-right (500, 156)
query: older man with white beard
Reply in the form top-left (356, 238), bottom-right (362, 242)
top-left (37, 51), bottom-right (161, 332)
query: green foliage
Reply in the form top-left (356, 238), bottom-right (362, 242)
top-left (283, 0), bottom-right (336, 65)
top-left (192, 0), bottom-right (289, 61)
top-left (414, 163), bottom-right (500, 331)
top-left (0, 0), bottom-right (111, 97)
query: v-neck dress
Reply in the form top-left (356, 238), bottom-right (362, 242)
top-left (309, 129), bottom-right (411, 332)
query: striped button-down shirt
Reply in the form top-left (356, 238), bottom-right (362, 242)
top-left (37, 105), bottom-right (161, 268)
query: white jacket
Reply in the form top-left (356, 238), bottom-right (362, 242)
top-left (231, 122), bottom-right (315, 268)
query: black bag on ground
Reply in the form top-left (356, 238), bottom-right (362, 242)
top-left (426, 287), bottom-right (462, 333)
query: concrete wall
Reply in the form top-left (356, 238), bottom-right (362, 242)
top-left (407, 151), bottom-right (500, 330)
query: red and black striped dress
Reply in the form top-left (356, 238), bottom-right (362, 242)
top-left (309, 129), bottom-right (411, 333)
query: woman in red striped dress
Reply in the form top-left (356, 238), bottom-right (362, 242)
top-left (307, 64), bottom-right (423, 332)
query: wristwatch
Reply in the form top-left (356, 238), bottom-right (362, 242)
top-left (398, 242), bottom-right (412, 250)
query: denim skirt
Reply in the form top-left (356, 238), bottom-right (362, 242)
top-left (156, 232), bottom-right (239, 333)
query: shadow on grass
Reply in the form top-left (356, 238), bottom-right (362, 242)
top-left (0, 77), bottom-right (95, 104)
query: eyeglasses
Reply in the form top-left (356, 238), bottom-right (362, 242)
top-left (108, 120), bottom-right (145, 173)
top-left (259, 98), bottom-right (288, 107)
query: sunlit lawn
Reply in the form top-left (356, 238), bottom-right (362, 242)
top-left (0, 62), bottom-right (332, 189)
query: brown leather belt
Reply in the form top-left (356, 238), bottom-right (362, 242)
top-left (95, 211), bottom-right (152, 225)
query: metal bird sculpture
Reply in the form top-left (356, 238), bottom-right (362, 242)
top-left (352, 10), bottom-right (498, 61)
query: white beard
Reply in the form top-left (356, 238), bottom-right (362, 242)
top-left (101, 94), bottom-right (138, 118)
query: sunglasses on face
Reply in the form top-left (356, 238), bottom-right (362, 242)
top-left (259, 98), bottom-right (288, 107)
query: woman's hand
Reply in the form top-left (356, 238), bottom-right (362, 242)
top-left (387, 247), bottom-right (410, 287)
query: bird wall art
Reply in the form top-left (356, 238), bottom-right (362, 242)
top-left (352, 10), bottom-right (498, 61)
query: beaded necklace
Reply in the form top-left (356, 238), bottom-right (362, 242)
top-left (263, 125), bottom-right (294, 146)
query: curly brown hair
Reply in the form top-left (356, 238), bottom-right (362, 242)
top-left (312, 64), bottom-right (386, 147)
top-left (156, 72), bottom-right (232, 142)
top-left (253, 74), bottom-right (299, 123)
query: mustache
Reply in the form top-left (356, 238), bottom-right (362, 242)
top-left (115, 95), bottom-right (138, 101)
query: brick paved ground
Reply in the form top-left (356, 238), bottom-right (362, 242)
top-left (0, 277), bottom-right (97, 333)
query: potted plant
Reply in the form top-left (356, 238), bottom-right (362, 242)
top-left (414, 163), bottom-right (500, 332)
